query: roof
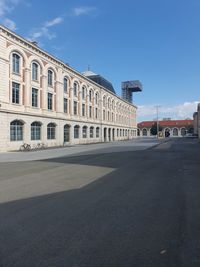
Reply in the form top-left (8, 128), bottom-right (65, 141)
top-left (138, 119), bottom-right (193, 128)
top-left (83, 71), bottom-right (116, 94)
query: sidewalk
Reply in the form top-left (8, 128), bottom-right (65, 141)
top-left (0, 138), bottom-right (160, 163)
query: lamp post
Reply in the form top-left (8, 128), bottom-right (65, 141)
top-left (155, 105), bottom-right (161, 138)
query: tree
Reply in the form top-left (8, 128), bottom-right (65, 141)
top-left (150, 123), bottom-right (163, 136)
top-left (186, 124), bottom-right (194, 134)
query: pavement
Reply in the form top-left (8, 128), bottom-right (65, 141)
top-left (0, 137), bottom-right (200, 266)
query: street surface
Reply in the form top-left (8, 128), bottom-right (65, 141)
top-left (0, 138), bottom-right (200, 266)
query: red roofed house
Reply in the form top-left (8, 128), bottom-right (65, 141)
top-left (137, 119), bottom-right (193, 137)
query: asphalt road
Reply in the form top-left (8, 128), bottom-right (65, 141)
top-left (0, 138), bottom-right (200, 267)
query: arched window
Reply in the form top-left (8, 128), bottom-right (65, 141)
top-left (90, 126), bottom-right (94, 138)
top-left (32, 62), bottom-right (38, 81)
top-left (10, 120), bottom-right (23, 141)
top-left (74, 82), bottom-right (78, 97)
top-left (12, 53), bottom-right (20, 74)
top-left (64, 77), bottom-right (68, 93)
top-left (47, 123), bottom-right (56, 139)
top-left (48, 69), bottom-right (53, 86)
top-left (82, 126), bottom-right (87, 138)
top-left (181, 128), bottom-right (186, 136)
top-left (95, 93), bottom-right (99, 105)
top-left (64, 124), bottom-right (70, 142)
top-left (74, 125), bottom-right (79, 139)
top-left (82, 86), bottom-right (86, 100)
top-left (96, 127), bottom-right (100, 138)
top-left (31, 121), bottom-right (41, 140)
top-left (112, 100), bottom-right (115, 110)
top-left (142, 128), bottom-right (147, 136)
top-left (108, 98), bottom-right (111, 109)
top-left (173, 128), bottom-right (178, 136)
top-left (89, 90), bottom-right (93, 102)
top-left (103, 96), bottom-right (106, 107)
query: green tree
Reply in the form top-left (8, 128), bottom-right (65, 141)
top-left (186, 124), bottom-right (194, 134)
top-left (150, 123), bottom-right (163, 136)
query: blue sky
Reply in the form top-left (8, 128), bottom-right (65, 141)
top-left (0, 0), bottom-right (199, 121)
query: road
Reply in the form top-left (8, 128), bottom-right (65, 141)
top-left (0, 138), bottom-right (200, 267)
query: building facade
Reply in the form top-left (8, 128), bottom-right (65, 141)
top-left (138, 119), bottom-right (193, 137)
top-left (0, 25), bottom-right (137, 152)
top-left (193, 103), bottom-right (200, 138)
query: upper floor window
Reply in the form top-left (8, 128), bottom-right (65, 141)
top-left (74, 101), bottom-right (78, 115)
top-left (103, 96), bottom-right (106, 107)
top-left (82, 86), bottom-right (86, 100)
top-left (48, 69), bottom-right (53, 86)
top-left (12, 82), bottom-right (20, 104)
top-left (12, 53), bottom-right (20, 74)
top-left (95, 93), bottom-right (99, 105)
top-left (64, 77), bottom-right (68, 93)
top-left (32, 88), bottom-right (38, 107)
top-left (64, 98), bottom-right (68, 113)
top-left (89, 90), bottom-right (93, 102)
top-left (74, 82), bottom-right (78, 97)
top-left (32, 62), bottom-right (38, 81)
top-left (47, 93), bottom-right (53, 110)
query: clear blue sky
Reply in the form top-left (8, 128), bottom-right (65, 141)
top-left (0, 0), bottom-right (199, 121)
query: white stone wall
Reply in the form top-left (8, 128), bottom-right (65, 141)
top-left (0, 26), bottom-right (137, 152)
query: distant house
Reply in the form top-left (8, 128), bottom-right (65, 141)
top-left (137, 119), bottom-right (193, 137)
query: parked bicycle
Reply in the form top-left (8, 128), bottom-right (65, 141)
top-left (19, 143), bottom-right (31, 151)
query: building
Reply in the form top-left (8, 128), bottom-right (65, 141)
top-left (138, 119), bottom-right (193, 137)
top-left (0, 25), bottom-right (138, 152)
top-left (193, 103), bottom-right (200, 138)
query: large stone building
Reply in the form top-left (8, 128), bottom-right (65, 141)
top-left (0, 25), bottom-right (138, 152)
top-left (138, 119), bottom-right (193, 137)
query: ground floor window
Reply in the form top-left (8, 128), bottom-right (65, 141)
top-left (82, 126), bottom-right (87, 138)
top-left (96, 127), bottom-right (100, 138)
top-left (47, 123), bottom-right (56, 139)
top-left (74, 125), bottom-right (79, 139)
top-left (10, 120), bottom-right (23, 141)
top-left (90, 127), bottom-right (94, 138)
top-left (31, 121), bottom-right (41, 140)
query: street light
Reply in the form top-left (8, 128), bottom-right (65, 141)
top-left (155, 105), bottom-right (161, 138)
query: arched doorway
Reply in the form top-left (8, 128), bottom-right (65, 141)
top-left (142, 128), bottom-right (147, 136)
top-left (173, 128), bottom-right (178, 137)
top-left (112, 129), bottom-right (115, 141)
top-left (181, 127), bottom-right (186, 136)
top-left (165, 128), bottom-right (170, 137)
top-left (64, 124), bottom-right (70, 142)
top-left (108, 128), bottom-right (111, 141)
top-left (137, 129), bottom-right (140, 136)
top-left (104, 128), bottom-right (107, 142)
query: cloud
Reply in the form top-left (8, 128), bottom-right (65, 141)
top-left (0, 0), bottom-right (21, 30)
top-left (28, 16), bottom-right (63, 41)
top-left (44, 17), bottom-right (63, 27)
top-left (137, 101), bottom-right (199, 121)
top-left (3, 18), bottom-right (17, 30)
top-left (72, 6), bottom-right (96, 17)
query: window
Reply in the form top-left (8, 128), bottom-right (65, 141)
top-left (12, 53), bottom-right (20, 74)
top-left (64, 98), bottom-right (68, 113)
top-left (96, 127), bottom-right (100, 138)
top-left (31, 122), bottom-right (41, 140)
top-left (82, 126), bottom-right (87, 138)
top-left (64, 78), bottom-right (68, 93)
top-left (48, 69), bottom-right (53, 86)
top-left (89, 90), bottom-right (93, 102)
top-left (74, 83), bottom-right (78, 97)
top-left (10, 120), bottom-right (23, 141)
top-left (90, 127), bottom-right (94, 138)
top-left (74, 101), bottom-right (78, 115)
top-left (95, 93), bottom-right (98, 105)
top-left (47, 93), bottom-right (53, 110)
top-left (82, 87), bottom-right (86, 99)
top-left (47, 123), bottom-right (56, 139)
top-left (32, 88), bottom-right (38, 107)
top-left (89, 106), bottom-right (92, 118)
top-left (74, 125), bottom-right (79, 139)
top-left (103, 110), bottom-right (105, 120)
top-left (103, 96), bottom-right (106, 107)
top-left (95, 108), bottom-right (98, 119)
top-left (32, 62), bottom-right (38, 81)
top-left (82, 103), bottom-right (85, 116)
top-left (12, 82), bottom-right (20, 104)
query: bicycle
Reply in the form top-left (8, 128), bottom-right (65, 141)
top-left (19, 143), bottom-right (31, 151)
